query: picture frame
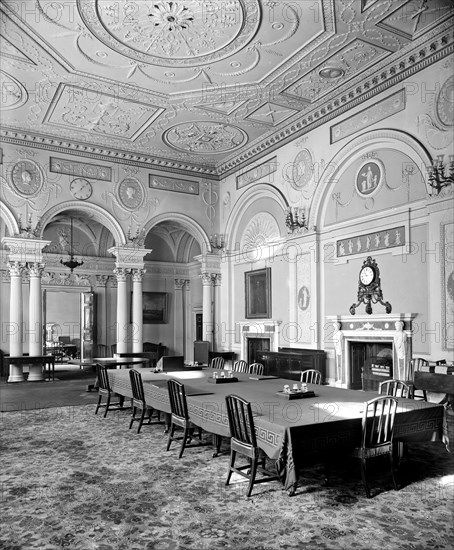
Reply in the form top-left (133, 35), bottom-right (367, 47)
top-left (142, 292), bottom-right (168, 324)
top-left (245, 268), bottom-right (271, 319)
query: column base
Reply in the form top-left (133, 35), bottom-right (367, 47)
top-left (7, 370), bottom-right (25, 383)
top-left (28, 365), bottom-right (45, 382)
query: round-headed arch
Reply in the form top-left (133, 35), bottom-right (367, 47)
top-left (142, 213), bottom-right (211, 253)
top-left (37, 201), bottom-right (127, 245)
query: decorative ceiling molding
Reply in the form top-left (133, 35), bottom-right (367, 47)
top-left (0, 1), bottom-right (452, 179)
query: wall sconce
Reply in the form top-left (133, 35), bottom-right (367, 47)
top-left (427, 154), bottom-right (454, 195)
top-left (209, 234), bottom-right (225, 251)
top-left (285, 207), bottom-right (308, 233)
top-left (127, 225), bottom-right (145, 247)
top-left (18, 213), bottom-right (41, 238)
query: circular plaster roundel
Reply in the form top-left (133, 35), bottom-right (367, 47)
top-left (436, 75), bottom-right (454, 128)
top-left (164, 121), bottom-right (247, 153)
top-left (11, 160), bottom-right (43, 197)
top-left (117, 178), bottom-right (145, 211)
top-left (78, 0), bottom-right (261, 68)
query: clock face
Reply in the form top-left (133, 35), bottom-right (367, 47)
top-left (70, 178), bottom-right (92, 200)
top-left (360, 266), bottom-right (375, 285)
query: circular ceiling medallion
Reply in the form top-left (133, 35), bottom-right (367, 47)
top-left (436, 75), bottom-right (453, 128)
top-left (164, 121), bottom-right (247, 153)
top-left (78, 0), bottom-right (261, 67)
top-left (10, 160), bottom-right (43, 197)
top-left (117, 177), bottom-right (145, 210)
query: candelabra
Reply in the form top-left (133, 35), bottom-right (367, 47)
top-left (285, 207), bottom-right (308, 232)
top-left (18, 213), bottom-right (41, 238)
top-left (427, 154), bottom-right (454, 195)
top-left (209, 233), bottom-right (225, 251)
top-left (126, 225), bottom-right (145, 247)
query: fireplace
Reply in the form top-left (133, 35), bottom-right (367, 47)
top-left (327, 314), bottom-right (415, 389)
top-left (350, 341), bottom-right (393, 390)
top-left (239, 320), bottom-right (281, 362)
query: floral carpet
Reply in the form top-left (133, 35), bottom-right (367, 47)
top-left (1, 405), bottom-right (453, 550)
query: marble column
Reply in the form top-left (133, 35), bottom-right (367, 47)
top-left (184, 280), bottom-right (192, 361)
top-left (174, 279), bottom-right (186, 355)
top-left (7, 261), bottom-right (26, 382)
top-left (212, 274), bottom-right (222, 352)
top-left (27, 262), bottom-right (45, 381)
top-left (200, 272), bottom-right (213, 346)
top-left (114, 267), bottom-right (130, 354)
top-left (131, 268), bottom-right (146, 353)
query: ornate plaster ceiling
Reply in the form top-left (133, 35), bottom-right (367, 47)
top-left (1, 0), bottom-right (453, 178)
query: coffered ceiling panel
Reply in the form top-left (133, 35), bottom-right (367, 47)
top-left (0, 0), bottom-right (453, 178)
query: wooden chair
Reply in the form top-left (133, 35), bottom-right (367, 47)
top-left (352, 396), bottom-right (399, 498)
top-left (225, 394), bottom-right (280, 497)
top-left (110, 344), bottom-right (117, 356)
top-left (248, 363), bottom-right (264, 376)
top-left (410, 358), bottom-right (429, 401)
top-left (129, 369), bottom-right (161, 434)
top-left (94, 364), bottom-right (127, 418)
top-left (233, 360), bottom-right (248, 373)
top-left (379, 379), bottom-right (412, 398)
top-left (300, 369), bottom-right (322, 384)
top-left (210, 356), bottom-right (225, 370)
top-left (166, 379), bottom-right (210, 458)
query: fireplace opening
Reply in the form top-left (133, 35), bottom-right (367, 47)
top-left (247, 338), bottom-right (270, 365)
top-left (350, 342), bottom-right (393, 390)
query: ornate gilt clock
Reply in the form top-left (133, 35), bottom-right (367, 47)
top-left (350, 256), bottom-right (392, 315)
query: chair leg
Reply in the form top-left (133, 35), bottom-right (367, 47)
top-left (246, 457), bottom-right (258, 498)
top-left (226, 450), bottom-right (236, 486)
top-left (389, 453), bottom-right (399, 491)
top-left (103, 395), bottom-right (111, 418)
top-left (166, 425), bottom-right (175, 451)
top-left (95, 395), bottom-right (102, 415)
top-left (179, 425), bottom-right (190, 459)
top-left (359, 458), bottom-right (371, 498)
top-left (129, 407), bottom-right (137, 429)
top-left (137, 408), bottom-right (147, 434)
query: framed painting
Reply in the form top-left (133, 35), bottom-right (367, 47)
top-left (142, 292), bottom-right (168, 324)
top-left (245, 268), bottom-right (271, 319)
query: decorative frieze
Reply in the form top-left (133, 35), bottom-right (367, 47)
top-left (50, 156), bottom-right (112, 181)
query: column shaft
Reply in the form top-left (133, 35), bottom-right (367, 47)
top-left (8, 262), bottom-right (25, 382)
top-left (28, 263), bottom-right (45, 381)
top-left (131, 269), bottom-right (145, 353)
top-left (114, 268), bottom-right (130, 354)
top-left (201, 272), bottom-right (213, 346)
top-left (174, 279), bottom-right (185, 355)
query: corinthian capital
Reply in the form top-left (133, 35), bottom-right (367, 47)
top-left (132, 268), bottom-right (146, 283)
top-left (7, 261), bottom-right (26, 277)
top-left (200, 272), bottom-right (212, 286)
top-left (27, 262), bottom-right (45, 278)
top-left (113, 267), bottom-right (131, 282)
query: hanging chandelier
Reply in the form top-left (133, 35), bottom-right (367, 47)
top-left (60, 218), bottom-right (84, 272)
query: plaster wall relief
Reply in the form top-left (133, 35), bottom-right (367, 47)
top-left (296, 252), bottom-right (313, 345)
top-left (417, 70), bottom-right (454, 151)
top-left (163, 122), bottom-right (247, 154)
top-left (441, 221), bottom-right (454, 351)
top-left (0, 150), bottom-right (56, 232)
top-left (330, 89), bottom-right (406, 143)
top-left (324, 148), bottom-right (427, 226)
top-left (239, 212), bottom-right (280, 261)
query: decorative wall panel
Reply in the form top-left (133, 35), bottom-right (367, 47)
top-left (442, 221), bottom-right (454, 351)
top-left (330, 89), bottom-right (406, 143)
top-left (236, 157), bottom-right (278, 189)
top-left (149, 174), bottom-right (199, 195)
top-left (50, 157), bottom-right (112, 181)
top-left (337, 226), bottom-right (406, 258)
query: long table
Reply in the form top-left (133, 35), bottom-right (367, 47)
top-left (108, 368), bottom-right (446, 493)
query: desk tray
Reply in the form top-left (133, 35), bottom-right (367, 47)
top-left (207, 377), bottom-right (238, 384)
top-left (276, 390), bottom-right (315, 400)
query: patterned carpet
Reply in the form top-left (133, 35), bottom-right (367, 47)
top-left (1, 405), bottom-right (453, 550)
